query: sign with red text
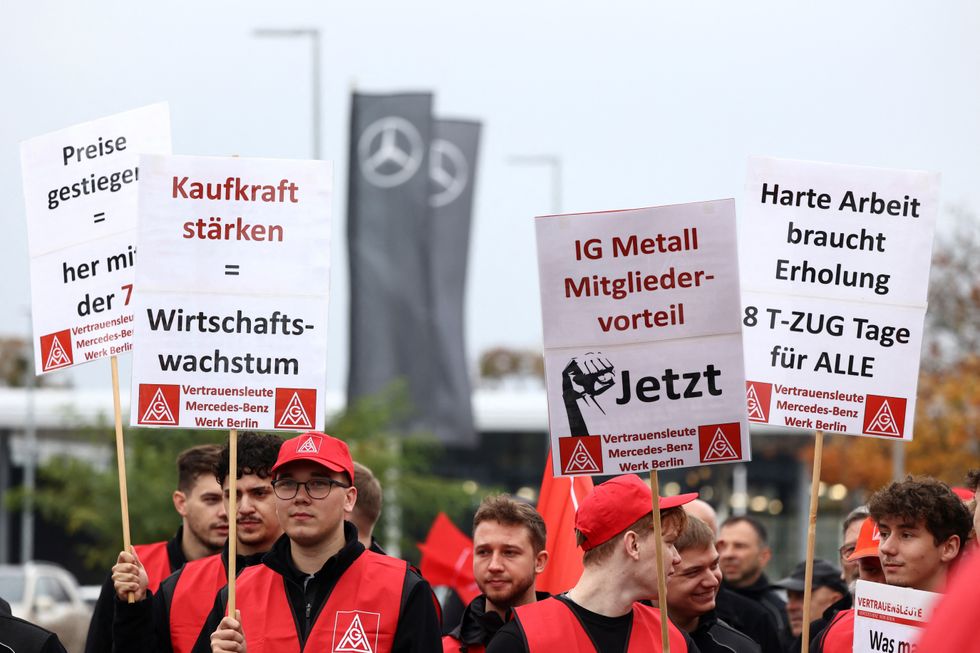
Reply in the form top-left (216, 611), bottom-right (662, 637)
top-left (130, 155), bottom-right (332, 430)
top-left (740, 158), bottom-right (939, 439)
top-left (536, 201), bottom-right (750, 476)
top-left (852, 580), bottom-right (939, 653)
top-left (20, 103), bottom-right (171, 374)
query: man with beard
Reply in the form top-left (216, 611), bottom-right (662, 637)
top-left (667, 515), bottom-right (760, 652)
top-left (487, 474), bottom-right (698, 653)
top-left (716, 516), bottom-right (790, 646)
top-left (838, 507), bottom-right (869, 589)
top-left (443, 496), bottom-right (550, 653)
top-left (110, 432), bottom-right (284, 653)
top-left (85, 444), bottom-right (227, 653)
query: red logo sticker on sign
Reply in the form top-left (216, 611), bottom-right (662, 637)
top-left (332, 611), bottom-right (380, 652)
top-left (40, 330), bottom-right (74, 371)
top-left (863, 395), bottom-right (906, 438)
top-left (698, 423), bottom-right (742, 463)
top-left (275, 388), bottom-right (316, 430)
top-left (745, 381), bottom-right (772, 423)
top-left (558, 436), bottom-right (603, 475)
top-left (138, 384), bottom-right (180, 425)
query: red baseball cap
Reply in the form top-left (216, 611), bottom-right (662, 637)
top-left (952, 486), bottom-right (974, 502)
top-left (272, 432), bottom-right (355, 482)
top-left (847, 517), bottom-right (881, 561)
top-left (575, 474), bottom-right (697, 551)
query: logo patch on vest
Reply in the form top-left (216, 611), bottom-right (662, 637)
top-left (333, 611), bottom-right (379, 652)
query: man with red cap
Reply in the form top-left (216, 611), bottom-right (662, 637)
top-left (203, 432), bottom-right (441, 653)
top-left (486, 474), bottom-right (698, 653)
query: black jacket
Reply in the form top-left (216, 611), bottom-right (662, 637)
top-left (191, 523), bottom-right (441, 653)
top-left (445, 592), bottom-right (550, 651)
top-left (691, 610), bottom-right (762, 653)
top-left (722, 575), bottom-right (790, 646)
top-left (714, 587), bottom-right (783, 653)
top-left (0, 610), bottom-right (69, 653)
top-left (85, 527), bottom-right (186, 653)
top-left (113, 545), bottom-right (265, 653)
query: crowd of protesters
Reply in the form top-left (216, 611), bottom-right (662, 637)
top-left (4, 430), bottom-right (978, 653)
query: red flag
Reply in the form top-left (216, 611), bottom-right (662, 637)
top-left (535, 449), bottom-right (594, 594)
top-left (417, 512), bottom-right (480, 603)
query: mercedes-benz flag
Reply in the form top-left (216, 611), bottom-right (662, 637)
top-left (348, 93), bottom-right (434, 430)
top-left (428, 119), bottom-right (480, 445)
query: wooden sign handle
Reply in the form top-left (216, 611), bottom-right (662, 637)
top-left (227, 429), bottom-right (238, 616)
top-left (650, 471), bottom-right (671, 653)
top-left (109, 356), bottom-right (135, 603)
top-left (801, 430), bottom-right (825, 653)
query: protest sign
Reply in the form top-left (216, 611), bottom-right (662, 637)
top-left (852, 580), bottom-right (939, 653)
top-left (536, 200), bottom-right (749, 477)
top-left (21, 103), bottom-right (171, 374)
top-left (130, 155), bottom-right (332, 430)
top-left (740, 157), bottom-right (939, 440)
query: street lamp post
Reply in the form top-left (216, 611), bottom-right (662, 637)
top-left (252, 28), bottom-right (321, 160)
top-left (507, 155), bottom-right (562, 214)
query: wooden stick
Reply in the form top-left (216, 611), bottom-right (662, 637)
top-left (650, 471), bottom-right (671, 653)
top-left (227, 429), bottom-right (238, 616)
top-left (801, 430), bottom-right (824, 653)
top-left (109, 356), bottom-right (135, 603)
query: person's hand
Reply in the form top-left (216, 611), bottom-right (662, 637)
top-left (211, 611), bottom-right (246, 653)
top-left (563, 353), bottom-right (615, 408)
top-left (111, 548), bottom-right (148, 602)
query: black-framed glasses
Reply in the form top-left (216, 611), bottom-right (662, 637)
top-left (272, 478), bottom-right (350, 500)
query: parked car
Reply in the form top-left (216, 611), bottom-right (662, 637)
top-left (0, 562), bottom-right (91, 653)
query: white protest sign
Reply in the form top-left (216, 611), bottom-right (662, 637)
top-left (130, 155), bottom-right (332, 431)
top-left (20, 103), bottom-right (171, 374)
top-left (852, 580), bottom-right (940, 653)
top-left (537, 200), bottom-right (749, 477)
top-left (740, 157), bottom-right (939, 440)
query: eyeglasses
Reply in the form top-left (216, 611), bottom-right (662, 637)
top-left (271, 478), bottom-right (350, 500)
top-left (839, 544), bottom-right (856, 560)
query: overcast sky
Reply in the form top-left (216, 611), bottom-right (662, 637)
top-left (3, 0), bottom-right (978, 394)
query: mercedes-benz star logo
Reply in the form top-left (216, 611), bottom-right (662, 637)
top-left (358, 117), bottom-right (424, 188)
top-left (429, 138), bottom-right (469, 208)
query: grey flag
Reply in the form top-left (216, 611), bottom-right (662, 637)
top-left (347, 93), bottom-right (434, 429)
top-left (428, 119), bottom-right (481, 445)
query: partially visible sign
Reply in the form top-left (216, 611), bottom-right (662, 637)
top-left (536, 201), bottom-right (749, 476)
top-left (21, 103), bottom-right (171, 373)
top-left (740, 157), bottom-right (939, 439)
top-left (130, 155), bottom-right (332, 430)
top-left (852, 580), bottom-right (939, 653)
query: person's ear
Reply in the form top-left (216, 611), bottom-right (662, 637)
top-left (940, 535), bottom-right (961, 563)
top-left (534, 550), bottom-right (549, 574)
top-left (173, 490), bottom-right (187, 517)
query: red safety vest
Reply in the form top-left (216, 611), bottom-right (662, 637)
top-left (234, 551), bottom-right (406, 653)
top-left (515, 598), bottom-right (687, 652)
top-left (133, 541), bottom-right (172, 594)
top-left (816, 609), bottom-right (854, 653)
top-left (169, 554), bottom-right (227, 653)
top-left (442, 634), bottom-right (485, 653)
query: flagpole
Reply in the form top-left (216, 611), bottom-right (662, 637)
top-left (800, 430), bottom-right (824, 653)
top-left (650, 471), bottom-right (671, 653)
top-left (110, 355), bottom-right (135, 602)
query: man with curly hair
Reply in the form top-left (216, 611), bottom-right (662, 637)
top-left (869, 475), bottom-right (971, 592)
top-left (810, 476), bottom-right (972, 653)
top-left (111, 432), bottom-right (284, 653)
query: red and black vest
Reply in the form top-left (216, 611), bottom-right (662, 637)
top-left (133, 541), bottom-right (172, 594)
top-left (515, 598), bottom-right (687, 652)
top-left (234, 550), bottom-right (407, 653)
top-left (169, 554), bottom-right (228, 653)
top-left (814, 608), bottom-right (854, 653)
top-left (442, 634), bottom-right (485, 653)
